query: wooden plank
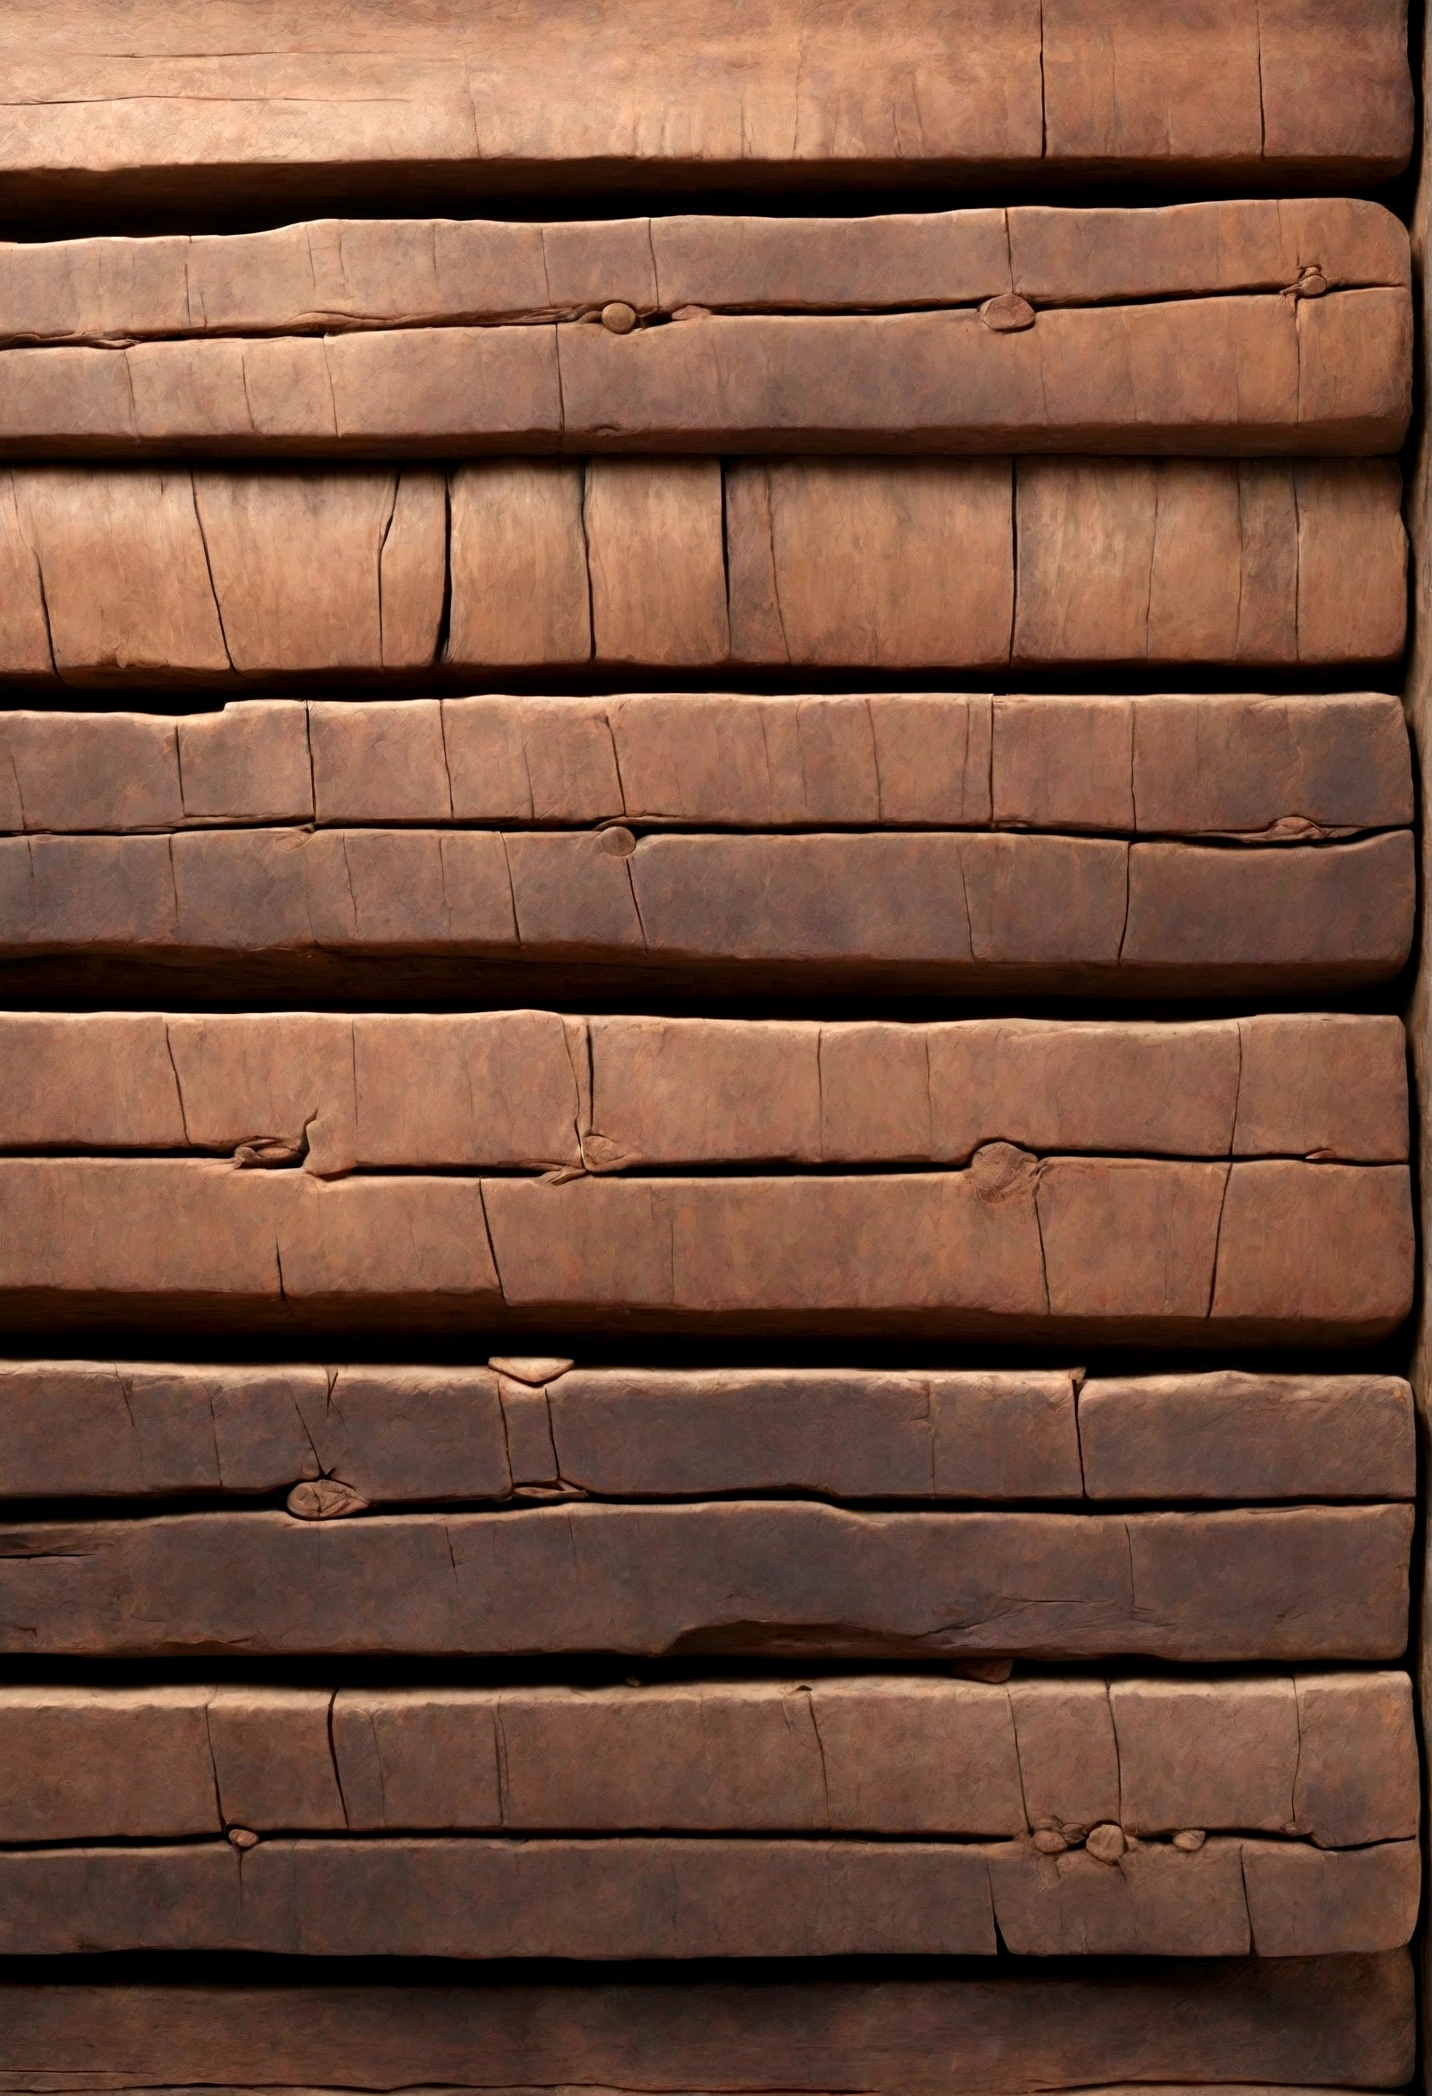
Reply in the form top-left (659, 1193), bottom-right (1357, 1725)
top-left (0, 830), bottom-right (1410, 997)
top-left (1078, 1373), bottom-right (1415, 1501)
top-left (0, 1364), bottom-right (1412, 1509)
top-left (0, 2), bottom-right (1408, 221)
top-left (0, 294), bottom-right (1407, 456)
top-left (0, 1955), bottom-right (1411, 2091)
top-left (0, 1832), bottom-right (1413, 1958)
top-left (0, 1012), bottom-right (1405, 1170)
top-left (0, 1675), bottom-right (1413, 1846)
top-left (1011, 459), bottom-right (1406, 666)
top-left (0, 1504), bottom-right (1408, 1659)
top-left (0, 1155), bottom-right (1408, 1339)
top-left (0, 460), bottom-right (1405, 683)
top-left (0, 202), bottom-right (1406, 344)
top-left (0, 692), bottom-right (1408, 839)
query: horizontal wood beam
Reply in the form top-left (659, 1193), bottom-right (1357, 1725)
top-left (0, 1503), bottom-right (1409, 1658)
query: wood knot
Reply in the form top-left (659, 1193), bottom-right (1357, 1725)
top-left (1086, 1823), bottom-right (1127, 1864)
top-left (969, 1141), bottom-right (1039, 1202)
top-left (286, 1477), bottom-right (369, 1521)
top-left (979, 293), bottom-right (1036, 332)
top-left (234, 1135), bottom-right (305, 1169)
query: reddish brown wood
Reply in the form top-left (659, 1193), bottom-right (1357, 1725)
top-left (0, 1831), bottom-right (1412, 1958)
top-left (0, 1154), bottom-right (1407, 1339)
top-left (0, 1674), bottom-right (1412, 1847)
top-left (0, 201), bottom-right (1406, 345)
top-left (0, 691), bottom-right (1406, 837)
top-left (0, 1955), bottom-right (1411, 2091)
top-left (0, 1012), bottom-right (1404, 1172)
top-left (0, 461), bottom-right (1406, 682)
top-left (0, 1503), bottom-right (1407, 1659)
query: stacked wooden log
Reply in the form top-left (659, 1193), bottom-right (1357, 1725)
top-left (0, 1), bottom-right (1419, 2090)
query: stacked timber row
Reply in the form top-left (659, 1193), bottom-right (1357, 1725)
top-left (0, 2), bottom-right (1419, 2092)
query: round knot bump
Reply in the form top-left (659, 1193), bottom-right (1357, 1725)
top-left (1086, 1823), bottom-right (1127, 1865)
top-left (980, 293), bottom-right (1036, 333)
top-left (597, 825), bottom-right (637, 858)
top-left (601, 301), bottom-right (638, 334)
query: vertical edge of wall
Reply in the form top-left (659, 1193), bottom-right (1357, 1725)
top-left (1406, 12), bottom-right (1431, 2086)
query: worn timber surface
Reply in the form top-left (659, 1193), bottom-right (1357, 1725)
top-left (0, 693), bottom-right (1408, 838)
top-left (0, 460), bottom-right (1406, 683)
top-left (0, 1503), bottom-right (1408, 1659)
top-left (0, 1955), bottom-right (1412, 2091)
top-left (0, 1155), bottom-right (1409, 1339)
top-left (0, 1833), bottom-right (1414, 1958)
top-left (0, 1675), bottom-right (1413, 1846)
top-left (0, 1364), bottom-right (1411, 1508)
top-left (0, 1), bottom-right (1410, 218)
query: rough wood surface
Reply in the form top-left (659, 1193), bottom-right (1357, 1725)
top-left (0, 1155), bottom-right (1408, 1339)
top-left (0, 1503), bottom-right (1408, 1658)
top-left (0, 461), bottom-right (1406, 682)
top-left (0, 1675), bottom-right (1412, 1845)
top-left (0, 1013), bottom-right (1404, 1172)
top-left (0, 1364), bottom-right (1410, 1508)
top-left (0, 202), bottom-right (1406, 343)
top-left (0, 1832), bottom-right (1413, 1958)
top-left (1077, 1373), bottom-right (1415, 1502)
top-left (0, 1), bottom-right (1409, 218)
top-left (0, 1956), bottom-right (1411, 2091)
top-left (0, 829), bottom-right (1411, 997)
top-left (0, 692), bottom-right (1408, 839)
top-left (0, 294), bottom-right (1408, 456)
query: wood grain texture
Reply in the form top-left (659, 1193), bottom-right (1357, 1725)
top-left (0, 294), bottom-right (1407, 456)
top-left (0, 692), bottom-right (1407, 838)
top-left (0, 1956), bottom-right (1411, 2091)
top-left (0, 1155), bottom-right (1407, 1339)
top-left (0, 1364), bottom-right (1410, 1508)
top-left (0, 461), bottom-right (1405, 683)
top-left (0, 1012), bottom-right (1404, 1172)
top-left (0, 1504), bottom-right (1408, 1658)
top-left (0, 202), bottom-right (1406, 343)
top-left (0, 1), bottom-right (1408, 219)
top-left (0, 829), bottom-right (1410, 998)
top-left (0, 1833), bottom-right (1414, 1957)
top-left (0, 1675), bottom-right (1413, 1846)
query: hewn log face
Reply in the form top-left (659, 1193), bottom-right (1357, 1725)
top-left (0, 1675), bottom-right (1414, 1845)
top-left (0, 1365), bottom-right (1411, 1508)
top-left (0, 692), bottom-right (1407, 838)
top-left (0, 294), bottom-right (1409, 456)
top-left (0, 461), bottom-right (1406, 683)
top-left (0, 1832), bottom-right (1416, 1959)
top-left (0, 1012), bottom-right (1404, 1172)
top-left (0, 1955), bottom-right (1412, 2091)
top-left (0, 1), bottom-right (1409, 218)
top-left (0, 830), bottom-right (1410, 997)
top-left (0, 1504), bottom-right (1408, 1659)
top-left (0, 201), bottom-right (1407, 343)
top-left (0, 1156), bottom-right (1408, 1339)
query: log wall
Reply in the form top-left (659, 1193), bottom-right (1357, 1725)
top-left (0, 1), bottom-right (1422, 2088)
